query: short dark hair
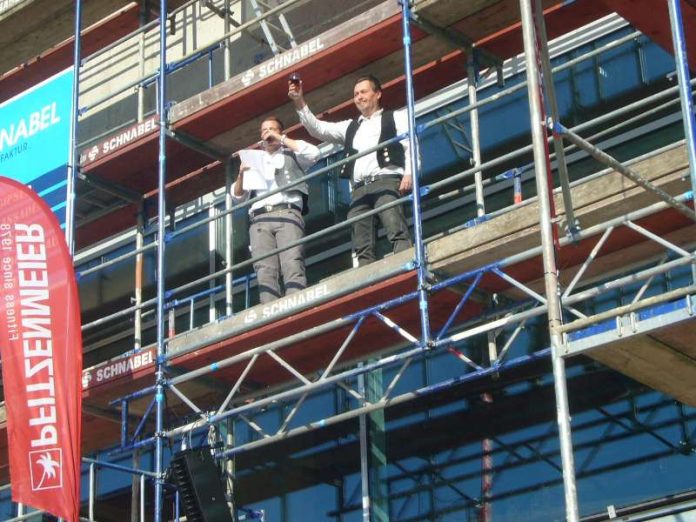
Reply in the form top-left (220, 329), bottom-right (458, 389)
top-left (354, 74), bottom-right (382, 93)
top-left (261, 115), bottom-right (285, 131)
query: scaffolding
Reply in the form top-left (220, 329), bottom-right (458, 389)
top-left (1, 0), bottom-right (696, 520)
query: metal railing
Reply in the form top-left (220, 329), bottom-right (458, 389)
top-left (75, 17), bottom-right (669, 340)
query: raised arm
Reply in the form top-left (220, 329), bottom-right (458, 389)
top-left (289, 80), bottom-right (351, 145)
top-left (260, 126), bottom-right (321, 169)
top-left (288, 139), bottom-right (321, 170)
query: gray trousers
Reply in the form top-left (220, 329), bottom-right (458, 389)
top-left (249, 208), bottom-right (306, 304)
top-left (347, 177), bottom-right (412, 266)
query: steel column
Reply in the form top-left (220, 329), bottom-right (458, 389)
top-left (519, 0), bottom-right (579, 520)
top-left (368, 368), bottom-right (389, 522)
top-left (357, 365), bottom-right (389, 522)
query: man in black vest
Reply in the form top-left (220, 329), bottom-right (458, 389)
top-left (233, 116), bottom-right (320, 303)
top-left (290, 74), bottom-right (413, 266)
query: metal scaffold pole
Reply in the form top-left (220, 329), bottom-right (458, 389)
top-left (66, 0), bottom-right (82, 255)
top-left (135, 202), bottom-right (145, 350)
top-left (467, 53), bottom-right (485, 217)
top-left (400, 0), bottom-right (431, 345)
top-left (225, 162), bottom-right (234, 317)
top-left (519, 0), bottom-right (580, 520)
top-left (532, 0), bottom-right (577, 236)
top-left (667, 0), bottom-right (696, 196)
top-left (155, 0), bottom-right (168, 520)
top-left (358, 370), bottom-right (372, 522)
top-left (223, 0), bottom-right (232, 80)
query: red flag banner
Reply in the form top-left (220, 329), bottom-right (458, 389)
top-left (0, 177), bottom-right (82, 521)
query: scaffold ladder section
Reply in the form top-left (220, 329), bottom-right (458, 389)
top-left (248, 0), bottom-right (297, 54)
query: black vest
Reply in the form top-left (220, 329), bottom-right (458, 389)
top-left (274, 150), bottom-right (309, 196)
top-left (252, 151), bottom-right (310, 214)
top-left (276, 150), bottom-right (309, 214)
top-left (340, 110), bottom-right (406, 179)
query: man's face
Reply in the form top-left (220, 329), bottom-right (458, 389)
top-left (260, 119), bottom-right (283, 149)
top-left (353, 79), bottom-right (381, 117)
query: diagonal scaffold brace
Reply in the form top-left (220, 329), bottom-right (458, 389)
top-left (554, 122), bottom-right (696, 222)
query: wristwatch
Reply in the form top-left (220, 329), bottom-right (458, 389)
top-left (280, 134), bottom-right (287, 146)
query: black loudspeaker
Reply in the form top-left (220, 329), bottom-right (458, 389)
top-left (169, 447), bottom-right (235, 522)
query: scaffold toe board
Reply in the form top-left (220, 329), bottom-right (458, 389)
top-left (78, 253), bottom-right (474, 403)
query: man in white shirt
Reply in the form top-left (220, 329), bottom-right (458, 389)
top-left (233, 116), bottom-right (320, 303)
top-left (290, 74), bottom-right (413, 266)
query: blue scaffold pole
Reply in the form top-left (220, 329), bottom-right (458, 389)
top-left (65, 0), bottom-right (82, 255)
top-left (400, 0), bottom-right (431, 346)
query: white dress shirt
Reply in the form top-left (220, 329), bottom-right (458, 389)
top-left (233, 141), bottom-right (319, 213)
top-left (297, 106), bottom-right (412, 183)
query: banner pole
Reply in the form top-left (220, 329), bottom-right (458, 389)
top-left (154, 0), bottom-right (168, 520)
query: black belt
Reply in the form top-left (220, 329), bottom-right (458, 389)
top-left (251, 203), bottom-right (302, 218)
top-left (352, 174), bottom-right (402, 190)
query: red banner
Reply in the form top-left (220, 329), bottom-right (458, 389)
top-left (0, 177), bottom-right (82, 521)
